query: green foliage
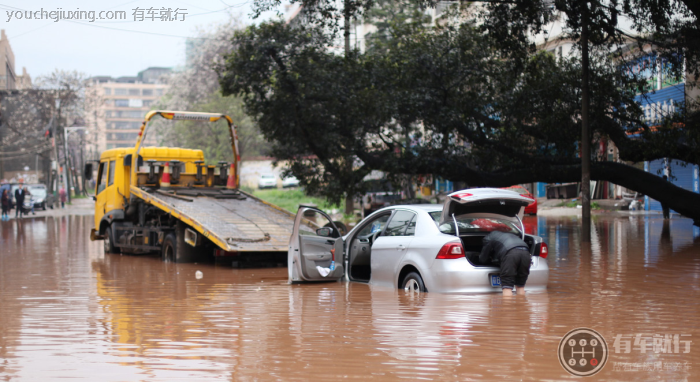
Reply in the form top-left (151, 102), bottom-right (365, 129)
top-left (157, 92), bottom-right (265, 165)
top-left (363, 0), bottom-right (433, 53)
top-left (220, 3), bottom-right (700, 220)
top-left (251, 189), bottom-right (341, 214)
top-left (220, 22), bottom-right (386, 205)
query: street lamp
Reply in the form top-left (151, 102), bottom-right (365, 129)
top-left (64, 126), bottom-right (86, 203)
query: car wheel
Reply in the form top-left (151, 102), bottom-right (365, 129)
top-left (42, 202), bottom-right (46, 211)
top-left (104, 226), bottom-right (117, 254)
top-left (162, 233), bottom-right (177, 262)
top-left (401, 272), bottom-right (426, 293)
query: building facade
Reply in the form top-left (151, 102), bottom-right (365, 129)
top-left (0, 29), bottom-right (31, 90)
top-left (86, 67), bottom-right (170, 156)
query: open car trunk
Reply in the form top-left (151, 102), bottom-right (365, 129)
top-left (460, 234), bottom-right (536, 267)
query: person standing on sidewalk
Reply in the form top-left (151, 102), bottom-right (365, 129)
top-left (661, 159), bottom-right (670, 219)
top-left (59, 186), bottom-right (67, 208)
top-left (14, 186), bottom-right (25, 219)
top-left (1, 189), bottom-right (10, 221)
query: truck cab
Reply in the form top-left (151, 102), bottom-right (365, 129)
top-left (93, 147), bottom-right (205, 241)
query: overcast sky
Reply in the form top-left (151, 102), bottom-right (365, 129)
top-left (1, 0), bottom-right (289, 80)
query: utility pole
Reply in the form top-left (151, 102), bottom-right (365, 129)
top-left (580, 2), bottom-right (591, 242)
top-left (53, 98), bottom-right (62, 197)
top-left (343, 0), bottom-right (354, 216)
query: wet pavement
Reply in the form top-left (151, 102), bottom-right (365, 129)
top-left (0, 214), bottom-right (699, 381)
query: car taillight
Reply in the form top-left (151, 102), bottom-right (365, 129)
top-left (436, 242), bottom-right (465, 259)
top-left (538, 242), bottom-right (548, 259)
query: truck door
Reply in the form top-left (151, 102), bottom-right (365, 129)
top-left (288, 206), bottom-right (344, 283)
top-left (94, 161), bottom-right (109, 228)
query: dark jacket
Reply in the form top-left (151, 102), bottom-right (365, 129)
top-left (479, 231), bottom-right (529, 264)
top-left (14, 188), bottom-right (24, 205)
top-left (1, 192), bottom-right (9, 208)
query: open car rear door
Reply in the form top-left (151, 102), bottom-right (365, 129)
top-left (288, 206), bottom-right (345, 282)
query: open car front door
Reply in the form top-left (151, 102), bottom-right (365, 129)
top-left (288, 206), bottom-right (345, 283)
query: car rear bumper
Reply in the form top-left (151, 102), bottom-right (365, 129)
top-left (425, 256), bottom-right (549, 293)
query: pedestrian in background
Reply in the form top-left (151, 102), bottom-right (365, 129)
top-left (661, 159), bottom-right (670, 219)
top-left (14, 186), bottom-right (25, 219)
top-left (1, 189), bottom-right (9, 221)
top-left (59, 186), bottom-right (67, 208)
top-left (24, 187), bottom-right (35, 215)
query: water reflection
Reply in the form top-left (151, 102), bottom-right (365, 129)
top-left (0, 215), bottom-right (698, 380)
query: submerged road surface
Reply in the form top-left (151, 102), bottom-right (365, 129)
top-left (0, 214), bottom-right (699, 381)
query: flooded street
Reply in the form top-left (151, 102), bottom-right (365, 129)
top-left (1, 215), bottom-right (699, 381)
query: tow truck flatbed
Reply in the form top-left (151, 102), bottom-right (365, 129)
top-left (135, 187), bottom-right (294, 252)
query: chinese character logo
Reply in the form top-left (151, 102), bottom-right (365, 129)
top-left (558, 328), bottom-right (609, 377)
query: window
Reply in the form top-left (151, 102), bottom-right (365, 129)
top-left (142, 89), bottom-right (153, 96)
top-left (405, 216), bottom-right (417, 236)
top-left (142, 100), bottom-right (153, 107)
top-left (115, 99), bottom-right (129, 107)
top-left (357, 214), bottom-right (390, 237)
top-left (155, 89), bottom-right (164, 96)
top-left (382, 210), bottom-right (416, 237)
top-left (128, 88), bottom-right (140, 96)
top-left (109, 133), bottom-right (139, 141)
top-left (114, 88), bottom-right (127, 95)
top-left (108, 110), bottom-right (143, 119)
top-left (298, 209), bottom-right (334, 236)
top-left (108, 160), bottom-right (116, 186)
top-left (110, 121), bottom-right (141, 129)
top-left (97, 162), bottom-right (108, 194)
top-left (104, 87), bottom-right (112, 95)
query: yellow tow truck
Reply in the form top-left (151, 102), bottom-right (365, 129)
top-left (88, 110), bottom-right (296, 262)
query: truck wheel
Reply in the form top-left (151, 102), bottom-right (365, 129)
top-left (104, 226), bottom-right (117, 254)
top-left (162, 233), bottom-right (177, 262)
top-left (173, 221), bottom-right (199, 263)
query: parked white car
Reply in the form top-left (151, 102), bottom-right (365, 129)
top-left (288, 188), bottom-right (549, 293)
top-left (257, 174), bottom-right (277, 189)
top-left (282, 176), bottom-right (300, 188)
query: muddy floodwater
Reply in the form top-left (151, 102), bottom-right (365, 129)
top-left (1, 215), bottom-right (699, 381)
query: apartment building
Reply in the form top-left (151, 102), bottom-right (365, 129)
top-left (86, 67), bottom-right (170, 155)
top-left (0, 29), bottom-right (31, 90)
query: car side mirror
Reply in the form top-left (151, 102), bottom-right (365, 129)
top-left (92, 196), bottom-right (97, 201)
top-left (316, 227), bottom-right (334, 237)
top-left (84, 163), bottom-right (93, 181)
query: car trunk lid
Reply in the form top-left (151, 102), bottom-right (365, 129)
top-left (439, 188), bottom-right (532, 226)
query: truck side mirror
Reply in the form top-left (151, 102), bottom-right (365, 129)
top-left (84, 163), bottom-right (93, 181)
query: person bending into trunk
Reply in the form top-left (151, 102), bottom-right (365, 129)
top-left (479, 230), bottom-right (531, 296)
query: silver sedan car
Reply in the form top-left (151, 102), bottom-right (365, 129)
top-left (288, 188), bottom-right (549, 293)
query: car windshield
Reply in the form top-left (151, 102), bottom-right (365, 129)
top-left (438, 216), bottom-right (521, 235)
top-left (262, 175), bottom-right (275, 179)
top-left (30, 188), bottom-right (46, 197)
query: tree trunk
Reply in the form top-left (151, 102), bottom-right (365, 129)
top-left (580, 2), bottom-right (591, 242)
top-left (456, 162), bottom-right (700, 225)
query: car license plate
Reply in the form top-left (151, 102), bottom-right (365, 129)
top-left (490, 274), bottom-right (501, 287)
